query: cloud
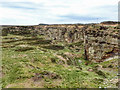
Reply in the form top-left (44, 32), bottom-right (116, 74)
top-left (1, 2), bottom-right (37, 10)
top-left (59, 14), bottom-right (106, 21)
top-left (0, 0), bottom-right (119, 25)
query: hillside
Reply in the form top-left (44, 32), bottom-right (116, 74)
top-left (1, 22), bottom-right (119, 88)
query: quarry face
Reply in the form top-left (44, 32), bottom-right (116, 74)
top-left (2, 22), bottom-right (119, 62)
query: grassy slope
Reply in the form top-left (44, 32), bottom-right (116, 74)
top-left (2, 34), bottom-right (118, 88)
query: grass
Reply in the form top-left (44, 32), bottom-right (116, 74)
top-left (2, 34), bottom-right (118, 88)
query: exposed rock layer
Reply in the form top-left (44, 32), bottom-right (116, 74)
top-left (1, 23), bottom-right (119, 62)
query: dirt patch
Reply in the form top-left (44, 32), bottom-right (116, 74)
top-left (6, 79), bottom-right (45, 88)
top-left (32, 71), bottom-right (62, 82)
top-left (11, 54), bottom-right (28, 58)
top-left (54, 54), bottom-right (67, 64)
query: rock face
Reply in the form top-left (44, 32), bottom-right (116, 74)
top-left (84, 25), bottom-right (119, 62)
top-left (1, 26), bottom-right (9, 36)
top-left (1, 23), bottom-right (119, 62)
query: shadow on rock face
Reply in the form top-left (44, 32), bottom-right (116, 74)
top-left (42, 45), bottom-right (64, 50)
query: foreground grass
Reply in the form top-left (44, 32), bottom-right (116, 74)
top-left (2, 34), bottom-right (118, 88)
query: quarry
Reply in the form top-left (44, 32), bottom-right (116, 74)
top-left (1, 21), bottom-right (119, 88)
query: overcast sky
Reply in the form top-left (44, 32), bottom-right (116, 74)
top-left (0, 0), bottom-right (119, 25)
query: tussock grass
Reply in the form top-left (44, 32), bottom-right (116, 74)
top-left (2, 34), bottom-right (118, 88)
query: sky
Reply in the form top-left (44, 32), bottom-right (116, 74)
top-left (0, 0), bottom-right (119, 25)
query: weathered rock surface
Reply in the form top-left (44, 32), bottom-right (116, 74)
top-left (1, 23), bottom-right (119, 62)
